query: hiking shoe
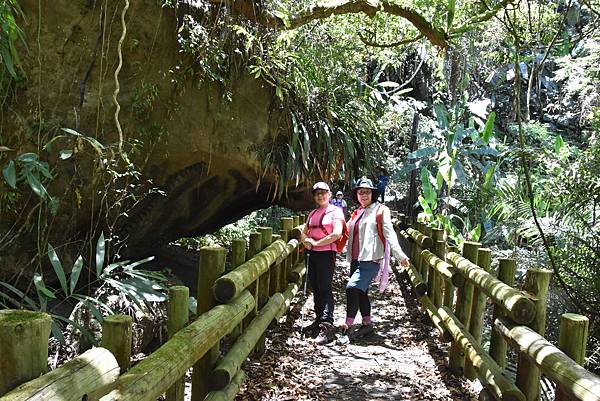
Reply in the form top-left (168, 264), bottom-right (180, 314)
top-left (302, 319), bottom-right (321, 337)
top-left (315, 322), bottom-right (334, 345)
top-left (336, 328), bottom-right (351, 345)
top-left (352, 324), bottom-right (374, 339)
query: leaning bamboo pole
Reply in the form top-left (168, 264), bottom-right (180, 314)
top-left (100, 291), bottom-right (255, 401)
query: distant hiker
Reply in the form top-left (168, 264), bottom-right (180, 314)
top-left (338, 177), bottom-right (409, 344)
top-left (330, 190), bottom-right (348, 217)
top-left (376, 173), bottom-right (389, 203)
top-left (301, 182), bottom-right (345, 345)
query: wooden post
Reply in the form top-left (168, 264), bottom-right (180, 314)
top-left (448, 241), bottom-right (480, 376)
top-left (231, 239), bottom-right (246, 271)
top-left (245, 232), bottom-right (262, 324)
top-left (191, 247), bottom-right (227, 401)
top-left (431, 228), bottom-right (444, 308)
top-left (269, 234), bottom-right (281, 296)
top-left (102, 314), bottom-right (133, 373)
top-left (554, 313), bottom-right (589, 401)
top-left (489, 258), bottom-right (517, 370)
top-left (292, 215), bottom-right (299, 228)
top-left (255, 227), bottom-right (273, 356)
top-left (228, 238), bottom-right (247, 340)
top-left (515, 268), bottom-right (552, 401)
top-left (416, 224), bottom-right (426, 281)
top-left (0, 310), bottom-right (51, 396)
top-left (279, 230), bottom-right (290, 292)
top-left (465, 247), bottom-right (492, 380)
top-left (166, 286), bottom-right (189, 401)
top-left (281, 217), bottom-right (294, 290)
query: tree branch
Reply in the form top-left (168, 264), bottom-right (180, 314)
top-left (449, 0), bottom-right (516, 37)
top-left (358, 31), bottom-right (423, 48)
top-left (206, 0), bottom-right (449, 48)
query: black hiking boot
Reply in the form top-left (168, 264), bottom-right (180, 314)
top-left (315, 322), bottom-right (334, 345)
top-left (352, 323), bottom-right (374, 339)
top-left (302, 319), bottom-right (321, 337)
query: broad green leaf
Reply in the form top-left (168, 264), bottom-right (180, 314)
top-left (554, 135), bottom-right (564, 154)
top-left (96, 233), bottom-right (105, 277)
top-left (481, 112), bottom-right (496, 144)
top-left (438, 151), bottom-right (457, 189)
top-left (25, 172), bottom-right (48, 199)
top-left (69, 255), bottom-right (83, 295)
top-left (47, 244), bottom-right (68, 294)
top-left (447, 0), bottom-right (456, 29)
top-left (434, 103), bottom-right (448, 130)
top-left (418, 195), bottom-right (433, 219)
top-left (51, 320), bottom-right (66, 344)
top-left (407, 147), bottom-right (437, 160)
top-left (469, 223), bottom-right (482, 241)
top-left (0, 282), bottom-right (39, 309)
top-left (72, 294), bottom-right (114, 315)
top-left (483, 162), bottom-right (497, 191)
top-left (33, 274), bottom-right (56, 299)
top-left (420, 168), bottom-right (437, 206)
top-left (2, 160), bottom-right (16, 188)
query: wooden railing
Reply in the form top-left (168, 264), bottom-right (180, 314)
top-left (394, 213), bottom-right (600, 401)
top-left (0, 216), bottom-right (308, 401)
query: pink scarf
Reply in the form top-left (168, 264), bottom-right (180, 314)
top-left (375, 240), bottom-right (391, 292)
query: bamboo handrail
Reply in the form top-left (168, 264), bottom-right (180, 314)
top-left (447, 252), bottom-right (536, 325)
top-left (494, 317), bottom-right (600, 401)
top-left (421, 249), bottom-right (465, 287)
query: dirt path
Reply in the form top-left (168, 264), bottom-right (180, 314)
top-left (238, 256), bottom-right (480, 400)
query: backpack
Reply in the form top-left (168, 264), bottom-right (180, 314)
top-left (307, 207), bottom-right (349, 253)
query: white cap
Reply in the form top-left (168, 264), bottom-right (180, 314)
top-left (336, 191), bottom-right (343, 196)
top-left (312, 182), bottom-right (330, 193)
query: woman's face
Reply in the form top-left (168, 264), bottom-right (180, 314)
top-left (313, 189), bottom-right (331, 207)
top-left (357, 188), bottom-right (372, 207)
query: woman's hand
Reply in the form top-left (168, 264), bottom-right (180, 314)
top-left (399, 257), bottom-right (410, 267)
top-left (303, 237), bottom-right (316, 249)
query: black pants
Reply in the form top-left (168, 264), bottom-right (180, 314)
top-left (307, 250), bottom-right (336, 323)
top-left (346, 261), bottom-right (371, 319)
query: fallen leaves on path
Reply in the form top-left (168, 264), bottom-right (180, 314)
top-left (237, 256), bottom-right (480, 400)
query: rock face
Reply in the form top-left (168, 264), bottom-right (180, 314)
top-left (0, 0), bottom-right (311, 274)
